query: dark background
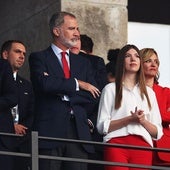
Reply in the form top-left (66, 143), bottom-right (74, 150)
top-left (128, 0), bottom-right (170, 25)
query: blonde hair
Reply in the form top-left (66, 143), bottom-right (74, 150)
top-left (140, 48), bottom-right (160, 84)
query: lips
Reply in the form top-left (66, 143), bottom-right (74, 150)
top-left (72, 47), bottom-right (78, 50)
top-left (149, 68), bottom-right (157, 71)
top-left (130, 63), bottom-right (137, 66)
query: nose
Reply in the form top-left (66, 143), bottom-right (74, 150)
top-left (151, 60), bottom-right (157, 66)
top-left (130, 55), bottom-right (137, 61)
top-left (74, 28), bottom-right (80, 36)
top-left (19, 53), bottom-right (25, 60)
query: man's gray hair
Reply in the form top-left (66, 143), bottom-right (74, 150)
top-left (49, 11), bottom-right (76, 36)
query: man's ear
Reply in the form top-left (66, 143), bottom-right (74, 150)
top-left (2, 51), bottom-right (8, 60)
top-left (53, 27), bottom-right (60, 37)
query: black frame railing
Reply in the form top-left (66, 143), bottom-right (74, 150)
top-left (0, 131), bottom-right (170, 170)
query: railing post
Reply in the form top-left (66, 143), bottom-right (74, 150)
top-left (31, 131), bottom-right (39, 170)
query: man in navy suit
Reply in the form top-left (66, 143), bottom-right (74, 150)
top-left (1, 40), bottom-right (34, 170)
top-left (0, 58), bottom-right (17, 170)
top-left (79, 35), bottom-right (108, 170)
top-left (29, 11), bottom-right (100, 170)
top-left (71, 34), bottom-right (107, 170)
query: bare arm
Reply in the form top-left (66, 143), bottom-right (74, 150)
top-left (108, 115), bottom-right (133, 133)
top-left (131, 108), bottom-right (158, 138)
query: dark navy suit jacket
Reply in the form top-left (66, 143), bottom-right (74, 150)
top-left (29, 46), bottom-right (99, 153)
top-left (0, 59), bottom-right (17, 149)
top-left (16, 75), bottom-right (34, 130)
top-left (79, 52), bottom-right (108, 91)
top-left (79, 52), bottom-right (108, 150)
top-left (14, 75), bottom-right (34, 147)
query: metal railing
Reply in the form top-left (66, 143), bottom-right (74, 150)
top-left (0, 131), bottom-right (170, 170)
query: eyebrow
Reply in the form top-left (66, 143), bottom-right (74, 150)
top-left (14, 49), bottom-right (26, 55)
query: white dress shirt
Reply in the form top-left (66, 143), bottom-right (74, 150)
top-left (51, 44), bottom-right (79, 101)
top-left (51, 43), bottom-right (70, 68)
top-left (97, 82), bottom-right (163, 147)
top-left (11, 72), bottom-right (19, 124)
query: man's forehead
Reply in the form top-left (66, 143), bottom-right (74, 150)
top-left (12, 43), bottom-right (25, 49)
top-left (63, 16), bottom-right (78, 25)
top-left (11, 43), bottom-right (26, 53)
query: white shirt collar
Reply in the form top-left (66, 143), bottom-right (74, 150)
top-left (51, 43), bottom-right (70, 66)
top-left (13, 72), bottom-right (17, 81)
top-left (51, 43), bottom-right (70, 56)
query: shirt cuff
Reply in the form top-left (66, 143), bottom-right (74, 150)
top-left (103, 119), bottom-right (111, 135)
top-left (74, 78), bottom-right (79, 91)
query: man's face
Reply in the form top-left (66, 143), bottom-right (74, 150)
top-left (70, 38), bottom-right (81, 54)
top-left (3, 42), bottom-right (26, 72)
top-left (54, 15), bottom-right (80, 50)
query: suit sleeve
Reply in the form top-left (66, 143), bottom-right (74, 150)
top-left (0, 60), bottom-right (18, 111)
top-left (23, 82), bottom-right (35, 129)
top-left (29, 51), bottom-right (77, 96)
top-left (70, 57), bottom-right (99, 106)
top-left (160, 88), bottom-right (170, 122)
top-left (95, 57), bottom-right (108, 90)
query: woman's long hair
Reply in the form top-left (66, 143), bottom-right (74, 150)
top-left (115, 44), bottom-right (151, 110)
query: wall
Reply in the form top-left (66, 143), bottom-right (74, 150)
top-left (0, 0), bottom-right (60, 79)
top-left (62, 0), bottom-right (128, 62)
top-left (0, 0), bottom-right (127, 79)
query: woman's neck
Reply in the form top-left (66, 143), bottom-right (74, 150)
top-left (145, 76), bottom-right (154, 88)
top-left (123, 74), bottom-right (137, 89)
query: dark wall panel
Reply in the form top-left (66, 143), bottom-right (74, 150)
top-left (0, 0), bottom-right (60, 80)
top-left (128, 0), bottom-right (170, 25)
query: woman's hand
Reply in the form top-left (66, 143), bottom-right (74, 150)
top-left (130, 107), bottom-right (145, 124)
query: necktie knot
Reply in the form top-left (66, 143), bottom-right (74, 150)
top-left (61, 51), bottom-right (66, 57)
top-left (61, 52), bottom-right (70, 78)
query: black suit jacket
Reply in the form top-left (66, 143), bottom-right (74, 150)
top-left (16, 75), bottom-right (34, 130)
top-left (29, 46), bottom-right (99, 152)
top-left (79, 52), bottom-right (108, 91)
top-left (0, 59), bottom-right (17, 149)
top-left (78, 51), bottom-right (108, 122)
top-left (79, 52), bottom-right (108, 148)
top-left (14, 75), bottom-right (34, 147)
top-left (79, 52), bottom-right (107, 117)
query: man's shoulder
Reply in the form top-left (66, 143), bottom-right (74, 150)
top-left (0, 58), bottom-right (9, 67)
top-left (91, 54), bottom-right (103, 59)
top-left (80, 52), bottom-right (104, 62)
top-left (70, 52), bottom-right (90, 62)
top-left (30, 46), bottom-right (52, 57)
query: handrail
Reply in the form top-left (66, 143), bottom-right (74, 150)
top-left (39, 135), bottom-right (170, 152)
top-left (0, 131), bottom-right (170, 170)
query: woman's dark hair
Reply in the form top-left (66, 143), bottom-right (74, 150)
top-left (115, 44), bottom-right (151, 110)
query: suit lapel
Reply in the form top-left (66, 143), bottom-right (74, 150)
top-left (45, 47), bottom-right (64, 76)
top-left (16, 75), bottom-right (23, 101)
top-left (69, 52), bottom-right (78, 78)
